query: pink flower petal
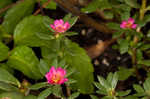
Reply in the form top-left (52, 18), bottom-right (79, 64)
top-left (64, 22), bottom-right (70, 30)
top-left (120, 24), bottom-right (126, 28)
top-left (59, 19), bottom-right (64, 25)
top-left (132, 24), bottom-right (137, 29)
top-left (128, 18), bottom-right (134, 24)
top-left (54, 20), bottom-right (61, 27)
top-left (50, 24), bottom-right (55, 30)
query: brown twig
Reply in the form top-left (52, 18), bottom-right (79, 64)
top-left (85, 38), bottom-right (116, 59)
top-left (54, 0), bottom-right (114, 34)
top-left (0, 3), bottom-right (16, 15)
top-left (33, 0), bottom-right (51, 16)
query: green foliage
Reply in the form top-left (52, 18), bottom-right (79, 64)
top-left (0, 42), bottom-right (9, 61)
top-left (0, 92), bottom-right (24, 99)
top-left (124, 0), bottom-right (140, 8)
top-left (133, 77), bottom-right (150, 98)
top-left (40, 0), bottom-right (57, 10)
top-left (94, 72), bottom-right (130, 98)
top-left (63, 39), bottom-right (94, 94)
top-left (7, 46), bottom-right (43, 80)
top-left (37, 88), bottom-right (52, 99)
top-left (14, 15), bottom-right (51, 47)
top-left (0, 68), bottom-right (20, 87)
top-left (2, 0), bottom-right (35, 34)
top-left (0, 0), bottom-right (12, 16)
top-left (117, 67), bottom-right (134, 81)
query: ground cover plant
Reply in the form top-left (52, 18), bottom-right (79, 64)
top-left (0, 0), bottom-right (150, 99)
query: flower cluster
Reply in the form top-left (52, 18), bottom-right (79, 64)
top-left (50, 19), bottom-right (70, 34)
top-left (120, 18), bottom-right (137, 29)
top-left (45, 66), bottom-right (68, 85)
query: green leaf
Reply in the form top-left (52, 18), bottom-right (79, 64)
top-left (138, 60), bottom-right (150, 66)
top-left (133, 84), bottom-right (144, 93)
top-left (0, 68), bottom-right (20, 87)
top-left (143, 77), bottom-right (150, 91)
top-left (137, 14), bottom-right (150, 27)
top-left (29, 82), bottom-right (50, 90)
top-left (2, 0), bottom-right (35, 34)
top-left (107, 22), bottom-right (120, 30)
top-left (38, 59), bottom-right (50, 76)
top-left (7, 46), bottom-right (43, 80)
top-left (124, 95), bottom-right (139, 99)
top-left (24, 95), bottom-right (37, 99)
top-left (111, 72), bottom-right (118, 89)
top-left (97, 76), bottom-right (110, 89)
top-left (63, 14), bottom-right (78, 28)
top-left (0, 42), bottom-right (9, 61)
top-left (118, 39), bottom-right (129, 54)
top-left (68, 92), bottom-right (80, 99)
top-left (63, 39), bottom-right (94, 94)
top-left (81, 0), bottom-right (99, 13)
top-left (0, 82), bottom-right (18, 92)
top-left (117, 90), bottom-right (131, 96)
top-left (124, 0), bottom-right (140, 8)
top-left (90, 95), bottom-right (99, 99)
top-left (103, 11), bottom-right (114, 19)
top-left (117, 67), bottom-right (133, 81)
top-left (94, 82), bottom-right (107, 95)
top-left (37, 88), bottom-right (52, 99)
top-left (0, 92), bottom-right (24, 99)
top-left (40, 0), bottom-right (56, 10)
top-left (65, 32), bottom-right (78, 36)
top-left (52, 85), bottom-right (62, 97)
top-left (0, 64), bottom-right (14, 74)
top-left (14, 15), bottom-right (52, 47)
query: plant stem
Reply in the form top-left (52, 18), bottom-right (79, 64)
top-left (140, 0), bottom-right (147, 20)
top-left (131, 0), bottom-right (147, 79)
top-left (66, 85), bottom-right (71, 97)
top-left (33, 0), bottom-right (51, 16)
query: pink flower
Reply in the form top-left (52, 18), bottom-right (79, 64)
top-left (45, 66), bottom-right (68, 85)
top-left (120, 18), bottom-right (137, 29)
top-left (50, 19), bottom-right (70, 33)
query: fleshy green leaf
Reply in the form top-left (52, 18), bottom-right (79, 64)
top-left (117, 67), bottom-right (133, 81)
top-left (63, 14), bottom-right (78, 28)
top-left (143, 77), bottom-right (150, 91)
top-left (24, 95), bottom-right (37, 99)
top-left (63, 39), bottom-right (94, 94)
top-left (138, 60), bottom-right (150, 66)
top-left (14, 15), bottom-right (52, 47)
top-left (7, 46), bottom-right (43, 80)
top-left (124, 0), bottom-right (140, 8)
top-left (68, 92), bottom-right (80, 99)
top-left (37, 88), bottom-right (52, 99)
top-left (117, 90), bottom-right (131, 96)
top-left (2, 0), bottom-right (35, 34)
top-left (97, 76), bottom-right (110, 90)
top-left (118, 39), bottom-right (129, 54)
top-left (111, 72), bottom-right (118, 89)
top-left (90, 95), bottom-right (99, 99)
top-left (38, 59), bottom-right (50, 76)
top-left (0, 42), bottom-right (9, 61)
top-left (29, 82), bottom-right (49, 90)
top-left (0, 92), bottom-right (24, 99)
top-left (40, 0), bottom-right (57, 10)
top-left (0, 82), bottom-right (18, 92)
top-left (0, 68), bottom-right (20, 87)
top-left (133, 84), bottom-right (144, 93)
